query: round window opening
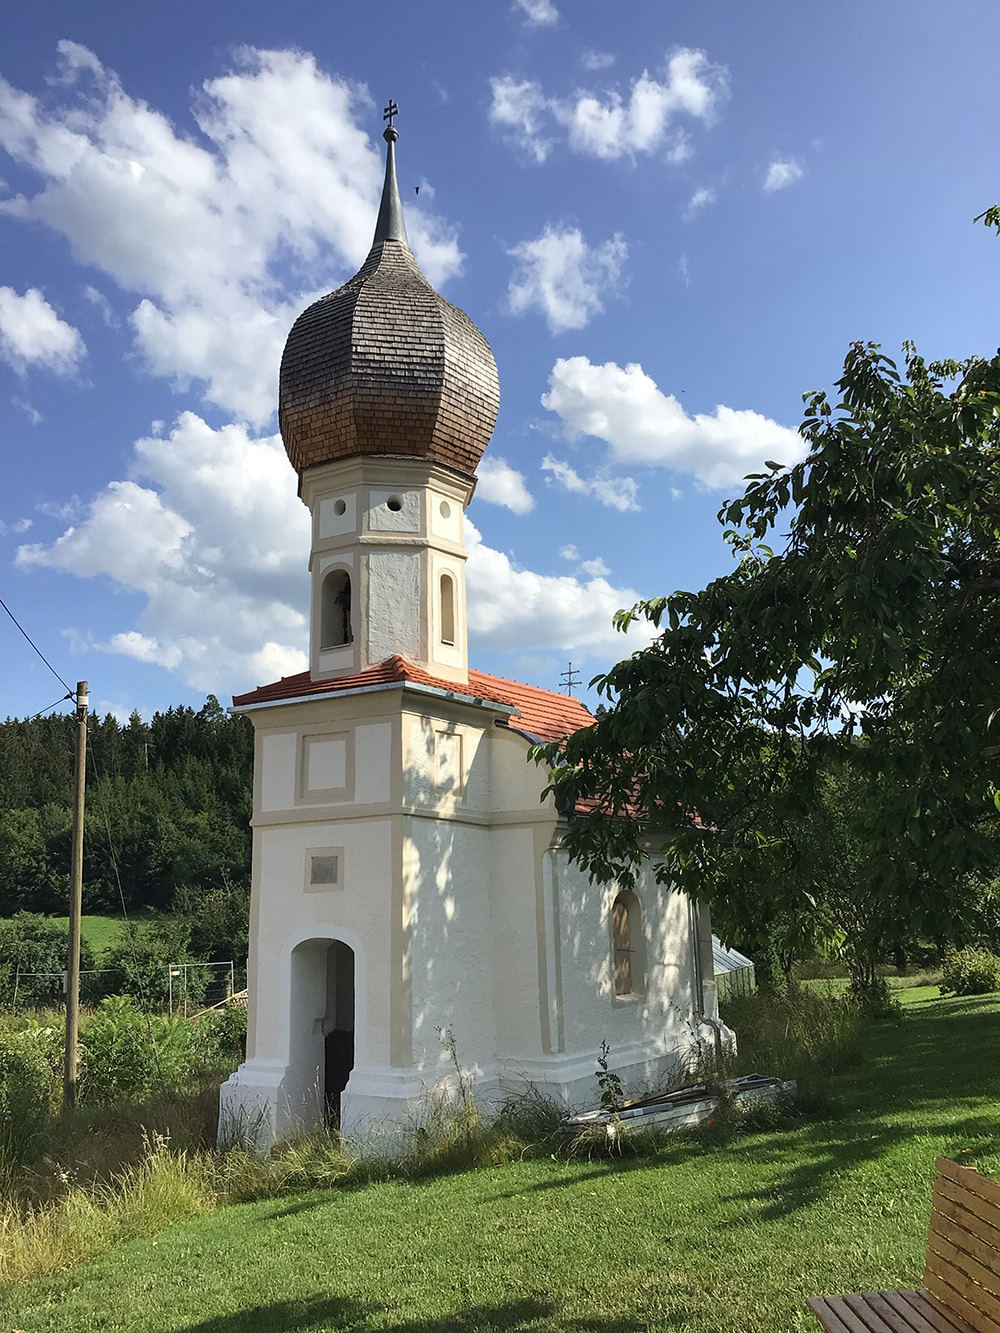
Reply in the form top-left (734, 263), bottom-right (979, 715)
top-left (386, 496), bottom-right (403, 513)
top-left (439, 501), bottom-right (451, 519)
top-left (333, 499), bottom-right (347, 516)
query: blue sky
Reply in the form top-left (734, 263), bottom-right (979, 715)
top-left (2, 0), bottom-right (997, 723)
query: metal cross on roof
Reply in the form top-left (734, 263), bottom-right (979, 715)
top-left (560, 662), bottom-right (581, 697)
top-left (383, 100), bottom-right (398, 128)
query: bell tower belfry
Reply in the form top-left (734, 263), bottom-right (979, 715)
top-left (278, 114), bottom-right (499, 688)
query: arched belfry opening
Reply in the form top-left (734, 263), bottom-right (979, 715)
top-left (320, 569), bottom-right (352, 649)
top-left (287, 938), bottom-right (356, 1130)
top-left (440, 572), bottom-right (456, 645)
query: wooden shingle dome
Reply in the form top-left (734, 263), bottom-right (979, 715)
top-left (278, 124), bottom-right (500, 480)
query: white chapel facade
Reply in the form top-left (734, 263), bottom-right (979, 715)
top-left (219, 115), bottom-right (726, 1141)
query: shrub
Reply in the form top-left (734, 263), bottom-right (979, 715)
top-left (98, 919), bottom-right (206, 1009)
top-left (78, 996), bottom-right (228, 1104)
top-left (845, 974), bottom-right (901, 1018)
top-left (0, 912), bottom-right (97, 1007)
top-left (0, 1023), bottom-right (60, 1169)
top-left (191, 1003), bottom-right (247, 1070)
top-left (173, 881), bottom-right (249, 986)
top-left (940, 947), bottom-right (1000, 996)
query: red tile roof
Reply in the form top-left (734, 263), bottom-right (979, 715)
top-left (232, 655), bottom-right (593, 745)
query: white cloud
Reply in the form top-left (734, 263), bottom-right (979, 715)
top-left (541, 455), bottom-right (640, 511)
top-left (83, 284), bottom-right (118, 327)
top-left (490, 48), bottom-right (727, 163)
top-left (513, 0), bottom-right (559, 26)
top-left (763, 157), bottom-right (804, 192)
top-left (581, 50), bottom-right (616, 71)
top-left (0, 517), bottom-right (33, 536)
top-left (17, 413), bottom-right (311, 693)
top-left (684, 186), bottom-right (715, 219)
top-left (12, 396), bottom-right (43, 424)
top-left (510, 654), bottom-right (559, 679)
top-left (474, 456), bottom-right (535, 514)
top-left (542, 356), bottom-right (806, 488)
top-left (0, 287), bottom-right (85, 375)
top-left (507, 225), bottom-right (627, 333)
top-left (488, 78), bottom-right (552, 164)
top-left (558, 544), bottom-right (610, 576)
top-left (0, 43), bottom-right (464, 423)
top-left (16, 415), bottom-right (647, 692)
top-left (579, 556), bottom-right (610, 577)
top-left (466, 522), bottom-right (653, 656)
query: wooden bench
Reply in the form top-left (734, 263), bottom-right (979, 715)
top-left (808, 1156), bottom-right (1000, 1333)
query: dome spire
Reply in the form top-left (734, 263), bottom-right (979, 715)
top-left (373, 100), bottom-right (408, 246)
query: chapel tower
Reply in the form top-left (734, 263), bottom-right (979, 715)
top-left (220, 109), bottom-right (724, 1146)
top-left (278, 111), bottom-right (499, 685)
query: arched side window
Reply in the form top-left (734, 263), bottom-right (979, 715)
top-left (611, 890), bottom-right (644, 997)
top-left (440, 572), bottom-right (456, 646)
top-left (320, 569), bottom-right (352, 649)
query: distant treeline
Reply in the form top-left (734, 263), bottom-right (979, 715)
top-left (0, 697), bottom-right (253, 914)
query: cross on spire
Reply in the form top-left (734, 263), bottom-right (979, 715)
top-left (383, 99), bottom-right (398, 129)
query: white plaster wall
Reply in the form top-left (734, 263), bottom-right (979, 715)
top-left (259, 733), bottom-right (297, 812)
top-left (551, 850), bottom-right (700, 1081)
top-left (404, 712), bottom-right (487, 811)
top-left (317, 490), bottom-right (357, 540)
top-left (489, 727), bottom-right (553, 813)
top-left (367, 550), bottom-right (420, 662)
top-left (251, 818), bottom-right (394, 1069)
top-left (428, 490), bottom-right (462, 544)
top-left (369, 488), bottom-right (420, 532)
top-left (407, 819), bottom-right (497, 1081)
top-left (355, 722), bottom-right (392, 805)
top-left (489, 825), bottom-right (547, 1062)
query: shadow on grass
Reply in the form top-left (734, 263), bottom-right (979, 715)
top-left (484, 996), bottom-right (1000, 1223)
top-left (167, 1293), bottom-right (662, 1332)
top-left (713, 996), bottom-right (1000, 1221)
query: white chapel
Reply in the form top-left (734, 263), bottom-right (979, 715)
top-left (219, 114), bottom-right (727, 1142)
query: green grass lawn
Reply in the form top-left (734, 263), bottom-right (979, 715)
top-left (3, 987), bottom-right (1000, 1333)
top-left (48, 911), bottom-right (167, 956)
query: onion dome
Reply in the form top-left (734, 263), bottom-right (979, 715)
top-left (278, 114), bottom-right (500, 480)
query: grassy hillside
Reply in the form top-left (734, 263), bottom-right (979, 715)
top-left (48, 913), bottom-right (126, 955)
top-left (3, 987), bottom-right (1000, 1332)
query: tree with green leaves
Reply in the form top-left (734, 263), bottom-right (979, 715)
top-left (537, 336), bottom-right (1000, 995)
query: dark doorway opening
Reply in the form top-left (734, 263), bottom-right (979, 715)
top-left (323, 940), bottom-right (355, 1127)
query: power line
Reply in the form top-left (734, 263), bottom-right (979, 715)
top-left (27, 691), bottom-right (75, 723)
top-left (0, 595), bottom-right (73, 694)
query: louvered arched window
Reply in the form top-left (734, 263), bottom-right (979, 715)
top-left (612, 890), bottom-right (644, 997)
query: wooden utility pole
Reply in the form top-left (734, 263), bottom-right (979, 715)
top-left (63, 680), bottom-right (88, 1110)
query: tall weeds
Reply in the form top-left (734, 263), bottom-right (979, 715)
top-left (720, 986), bottom-right (864, 1085)
top-left (0, 1135), bottom-right (213, 1284)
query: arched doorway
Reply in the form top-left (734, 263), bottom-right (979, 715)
top-left (287, 938), bottom-right (356, 1131)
